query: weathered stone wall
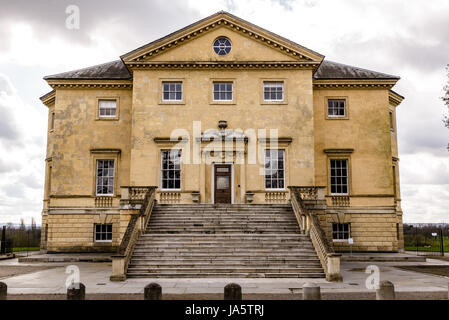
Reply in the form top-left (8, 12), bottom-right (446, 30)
top-left (46, 214), bottom-right (120, 253)
top-left (324, 212), bottom-right (401, 252)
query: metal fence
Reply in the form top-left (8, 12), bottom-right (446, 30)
top-left (404, 226), bottom-right (445, 256)
top-left (0, 240), bottom-right (13, 255)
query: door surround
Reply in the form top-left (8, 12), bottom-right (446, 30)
top-left (211, 162), bottom-right (234, 204)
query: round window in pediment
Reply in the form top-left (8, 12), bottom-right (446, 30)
top-left (213, 37), bottom-right (232, 55)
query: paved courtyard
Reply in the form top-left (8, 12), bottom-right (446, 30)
top-left (1, 253), bottom-right (449, 299)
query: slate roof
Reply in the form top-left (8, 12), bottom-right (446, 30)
top-left (314, 60), bottom-right (399, 80)
top-left (43, 59), bottom-right (399, 81)
top-left (44, 60), bottom-right (132, 80)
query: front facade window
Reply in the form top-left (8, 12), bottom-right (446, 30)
top-left (161, 150), bottom-right (181, 190)
top-left (98, 99), bottom-right (117, 118)
top-left (332, 223), bottom-right (350, 240)
top-left (96, 160), bottom-right (114, 196)
top-left (94, 224), bottom-right (112, 242)
top-left (162, 82), bottom-right (182, 101)
top-left (328, 99), bottom-right (346, 117)
top-left (263, 82), bottom-right (284, 101)
top-left (213, 82), bottom-right (233, 101)
top-left (330, 159), bottom-right (348, 195)
top-left (213, 37), bottom-right (232, 55)
top-left (264, 149), bottom-right (285, 190)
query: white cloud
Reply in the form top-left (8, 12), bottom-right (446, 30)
top-left (0, 73), bottom-right (46, 224)
top-left (0, 1), bottom-right (448, 224)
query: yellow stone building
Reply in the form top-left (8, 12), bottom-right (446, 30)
top-left (40, 12), bottom-right (404, 260)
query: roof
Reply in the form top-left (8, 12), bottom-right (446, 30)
top-left (121, 11), bottom-right (324, 62)
top-left (44, 59), bottom-right (399, 81)
top-left (314, 60), bottom-right (399, 80)
top-left (44, 60), bottom-right (132, 80)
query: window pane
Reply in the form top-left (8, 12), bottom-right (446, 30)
top-left (264, 149), bottom-right (284, 189)
top-left (162, 82), bottom-right (182, 101)
top-left (161, 150), bottom-right (181, 190)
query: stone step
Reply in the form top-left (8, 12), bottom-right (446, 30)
top-left (130, 257), bottom-right (320, 263)
top-left (127, 204), bottom-right (323, 279)
top-left (132, 249), bottom-right (316, 254)
top-left (139, 233), bottom-right (308, 238)
top-left (126, 272), bottom-right (325, 278)
top-left (133, 252), bottom-right (318, 261)
top-left (127, 266), bottom-right (324, 273)
top-left (136, 240), bottom-right (311, 245)
top-left (129, 261), bottom-right (321, 269)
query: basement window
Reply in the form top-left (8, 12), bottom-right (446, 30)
top-left (332, 223), bottom-right (350, 240)
top-left (94, 224), bottom-right (112, 242)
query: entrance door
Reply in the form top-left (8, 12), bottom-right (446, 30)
top-left (214, 164), bottom-right (232, 204)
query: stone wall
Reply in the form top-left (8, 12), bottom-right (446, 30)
top-left (46, 214), bottom-right (120, 253)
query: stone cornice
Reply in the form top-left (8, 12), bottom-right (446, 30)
top-left (40, 90), bottom-right (56, 106)
top-left (46, 80), bottom-right (133, 89)
top-left (121, 13), bottom-right (324, 64)
top-left (127, 61), bottom-right (320, 70)
top-left (90, 148), bottom-right (121, 154)
top-left (313, 79), bottom-right (397, 89)
top-left (257, 137), bottom-right (293, 144)
top-left (153, 137), bottom-right (189, 143)
top-left (323, 148), bottom-right (354, 154)
top-left (389, 90), bottom-right (405, 106)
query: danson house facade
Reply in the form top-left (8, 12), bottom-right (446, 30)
top-left (39, 12), bottom-right (404, 279)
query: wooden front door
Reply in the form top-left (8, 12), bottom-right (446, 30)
top-left (214, 164), bottom-right (232, 204)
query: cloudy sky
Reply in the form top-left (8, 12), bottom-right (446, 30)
top-left (0, 0), bottom-right (448, 224)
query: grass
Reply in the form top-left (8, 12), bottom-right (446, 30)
top-left (404, 235), bottom-right (449, 253)
top-left (12, 247), bottom-right (40, 252)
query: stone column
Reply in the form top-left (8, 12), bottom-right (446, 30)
top-left (67, 283), bottom-right (85, 300)
top-left (376, 281), bottom-right (395, 300)
top-left (144, 283), bottom-right (162, 300)
top-left (0, 282), bottom-right (7, 300)
top-left (239, 152), bottom-right (246, 203)
top-left (303, 283), bottom-right (321, 300)
top-left (200, 153), bottom-right (206, 203)
top-left (224, 283), bottom-right (242, 300)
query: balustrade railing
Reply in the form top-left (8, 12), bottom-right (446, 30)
top-left (110, 186), bottom-right (157, 281)
top-left (289, 186), bottom-right (342, 282)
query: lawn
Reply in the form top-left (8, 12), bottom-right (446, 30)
top-left (12, 247), bottom-right (41, 252)
top-left (404, 235), bottom-right (449, 253)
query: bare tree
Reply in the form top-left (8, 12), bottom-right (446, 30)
top-left (443, 64), bottom-right (449, 150)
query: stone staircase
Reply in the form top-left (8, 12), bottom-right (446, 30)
top-left (127, 204), bottom-right (325, 278)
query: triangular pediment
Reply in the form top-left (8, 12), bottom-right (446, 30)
top-left (121, 12), bottom-right (324, 65)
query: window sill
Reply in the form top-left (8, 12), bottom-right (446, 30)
top-left (332, 239), bottom-right (350, 242)
top-left (210, 101), bottom-right (236, 105)
top-left (95, 118), bottom-right (119, 121)
top-left (261, 101), bottom-right (288, 105)
top-left (159, 101), bottom-right (185, 105)
top-left (326, 116), bottom-right (349, 120)
top-left (265, 189), bottom-right (287, 192)
top-left (94, 240), bottom-right (113, 243)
